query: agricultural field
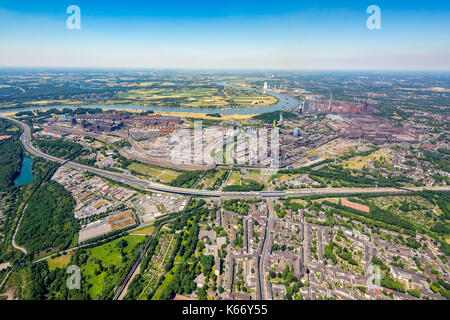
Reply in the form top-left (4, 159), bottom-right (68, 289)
top-left (116, 87), bottom-right (226, 106)
top-left (158, 111), bottom-right (254, 121)
top-left (226, 81), bottom-right (259, 89)
top-left (28, 99), bottom-right (84, 105)
top-left (114, 85), bottom-right (277, 108)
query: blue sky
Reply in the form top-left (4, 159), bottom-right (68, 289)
top-left (0, 0), bottom-right (449, 70)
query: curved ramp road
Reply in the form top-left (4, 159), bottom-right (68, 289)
top-left (3, 116), bottom-right (450, 198)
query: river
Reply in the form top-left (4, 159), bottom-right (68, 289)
top-left (0, 83), bottom-right (300, 115)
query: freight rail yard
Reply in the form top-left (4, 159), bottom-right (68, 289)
top-left (0, 70), bottom-right (448, 304)
top-left (29, 107), bottom-right (424, 171)
top-left (17, 101), bottom-right (448, 195)
top-left (0, 0), bottom-right (449, 308)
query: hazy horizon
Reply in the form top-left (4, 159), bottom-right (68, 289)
top-left (1, 67), bottom-right (450, 73)
top-left (1, 0), bottom-right (450, 71)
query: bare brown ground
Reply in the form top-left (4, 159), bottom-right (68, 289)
top-left (0, 286), bottom-right (15, 300)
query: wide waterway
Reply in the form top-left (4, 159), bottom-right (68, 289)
top-left (0, 83), bottom-right (300, 115)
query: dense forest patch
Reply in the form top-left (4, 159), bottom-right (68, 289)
top-left (0, 119), bottom-right (23, 189)
top-left (15, 180), bottom-right (78, 256)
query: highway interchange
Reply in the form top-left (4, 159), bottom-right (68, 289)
top-left (4, 115), bottom-right (450, 199)
top-left (2, 115), bottom-right (450, 300)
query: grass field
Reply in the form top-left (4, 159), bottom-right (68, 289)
top-left (47, 252), bottom-right (73, 271)
top-left (272, 173), bottom-right (301, 182)
top-left (128, 163), bottom-right (179, 183)
top-left (310, 138), bottom-right (359, 160)
top-left (225, 169), bottom-right (269, 190)
top-left (226, 171), bottom-right (241, 186)
top-left (245, 169), bottom-right (271, 182)
top-left (343, 149), bottom-right (391, 170)
top-left (291, 199), bottom-right (308, 206)
top-left (130, 225), bottom-right (155, 236)
top-left (242, 171), bottom-right (269, 190)
top-left (88, 235), bottom-right (144, 265)
top-left (82, 235), bottom-right (146, 299)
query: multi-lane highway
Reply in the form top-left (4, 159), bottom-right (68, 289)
top-left (4, 116), bottom-right (450, 198)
